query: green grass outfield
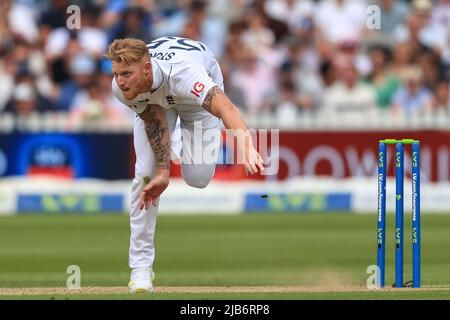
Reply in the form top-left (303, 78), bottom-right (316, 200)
top-left (0, 213), bottom-right (450, 299)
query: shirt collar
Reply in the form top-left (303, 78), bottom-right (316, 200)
top-left (151, 59), bottom-right (163, 92)
top-left (134, 59), bottom-right (163, 103)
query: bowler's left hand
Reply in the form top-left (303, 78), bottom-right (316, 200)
top-left (244, 146), bottom-right (265, 175)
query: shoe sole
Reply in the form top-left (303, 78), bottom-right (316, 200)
top-left (128, 282), bottom-right (154, 293)
top-left (134, 288), bottom-right (152, 293)
top-left (128, 272), bottom-right (155, 293)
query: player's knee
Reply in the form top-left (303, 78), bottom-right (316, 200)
top-left (186, 179), bottom-right (209, 189)
top-left (182, 166), bottom-right (214, 189)
top-left (183, 174), bottom-right (211, 189)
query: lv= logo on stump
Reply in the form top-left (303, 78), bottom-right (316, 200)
top-left (377, 139), bottom-right (421, 288)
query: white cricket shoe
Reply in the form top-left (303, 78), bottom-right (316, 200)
top-left (128, 267), bottom-right (155, 293)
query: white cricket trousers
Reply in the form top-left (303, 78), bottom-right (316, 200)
top-left (129, 106), bottom-right (221, 269)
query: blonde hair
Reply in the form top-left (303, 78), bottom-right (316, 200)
top-left (105, 38), bottom-right (149, 65)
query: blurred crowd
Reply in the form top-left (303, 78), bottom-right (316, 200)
top-left (0, 0), bottom-right (449, 130)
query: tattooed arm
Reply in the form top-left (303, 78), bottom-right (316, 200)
top-left (202, 86), bottom-right (264, 175)
top-left (138, 104), bottom-right (171, 170)
top-left (137, 104), bottom-right (171, 209)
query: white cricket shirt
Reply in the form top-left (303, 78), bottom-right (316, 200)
top-left (112, 36), bottom-right (223, 114)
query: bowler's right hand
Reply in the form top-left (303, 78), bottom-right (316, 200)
top-left (140, 174), bottom-right (169, 209)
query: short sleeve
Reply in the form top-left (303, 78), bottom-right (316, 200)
top-left (170, 64), bottom-right (219, 107)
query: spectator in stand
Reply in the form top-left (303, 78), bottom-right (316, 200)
top-left (154, 0), bottom-right (179, 17)
top-left (363, 45), bottom-right (401, 111)
top-left (280, 35), bottom-right (322, 113)
top-left (230, 45), bottom-right (277, 115)
top-left (44, 4), bottom-right (107, 62)
top-left (321, 59), bottom-right (378, 122)
top-left (295, 41), bottom-right (338, 113)
top-left (314, 0), bottom-right (367, 44)
top-left (334, 36), bottom-right (372, 77)
top-left (0, 0), bottom-right (448, 130)
top-left (240, 7), bottom-right (284, 68)
top-left (99, 0), bottom-right (156, 44)
top-left (68, 58), bottom-right (134, 128)
top-left (3, 64), bottom-right (55, 116)
top-left (53, 53), bottom-right (97, 112)
top-left (218, 59), bottom-right (247, 112)
top-left (391, 67), bottom-right (433, 118)
top-left (320, 60), bottom-right (337, 88)
top-left (413, 0), bottom-right (448, 53)
top-left (0, 0), bottom-right (13, 48)
top-left (263, 0), bottom-right (315, 34)
top-left (98, 0), bottom-right (129, 31)
top-left (433, 79), bottom-right (450, 114)
top-left (13, 36), bottom-right (53, 97)
top-left (432, 0), bottom-right (450, 30)
top-left (441, 30), bottom-right (450, 68)
top-left (110, 6), bottom-right (153, 43)
top-left (179, 1), bottom-right (212, 40)
top-left (418, 50), bottom-right (445, 90)
top-left (5, 0), bottom-right (40, 45)
top-left (0, 36), bottom-right (52, 110)
top-left (0, 43), bottom-right (16, 112)
top-left (392, 41), bottom-right (415, 82)
top-left (45, 32), bottom-right (82, 87)
top-left (153, 0), bottom-right (227, 58)
top-left (249, 0), bottom-right (289, 44)
top-left (279, 36), bottom-right (301, 84)
top-left (151, 0), bottom-right (191, 37)
top-left (241, 8), bottom-right (275, 52)
top-left (430, 0), bottom-right (450, 66)
top-left (38, 0), bottom-right (70, 32)
top-left (443, 44), bottom-right (450, 75)
top-left (4, 84), bottom-right (40, 117)
top-left (291, 15), bottom-right (316, 47)
top-left (222, 19), bottom-right (247, 66)
top-left (273, 80), bottom-right (302, 127)
top-left (315, 39), bottom-right (336, 68)
top-left (393, 10), bottom-right (428, 60)
top-left (394, 0), bottom-right (447, 57)
top-left (68, 80), bottom-right (130, 129)
top-left (371, 0), bottom-right (410, 34)
top-left (208, 0), bottom-right (250, 24)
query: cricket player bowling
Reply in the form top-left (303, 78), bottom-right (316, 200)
top-left (106, 36), bottom-right (264, 293)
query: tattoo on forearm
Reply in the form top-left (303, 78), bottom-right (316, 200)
top-left (202, 86), bottom-right (224, 113)
top-left (138, 105), bottom-right (170, 170)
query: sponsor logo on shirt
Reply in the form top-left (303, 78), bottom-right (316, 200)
top-left (166, 95), bottom-right (176, 105)
top-left (190, 82), bottom-right (205, 97)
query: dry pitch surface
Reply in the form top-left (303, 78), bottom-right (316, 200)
top-left (2, 285), bottom-right (450, 297)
